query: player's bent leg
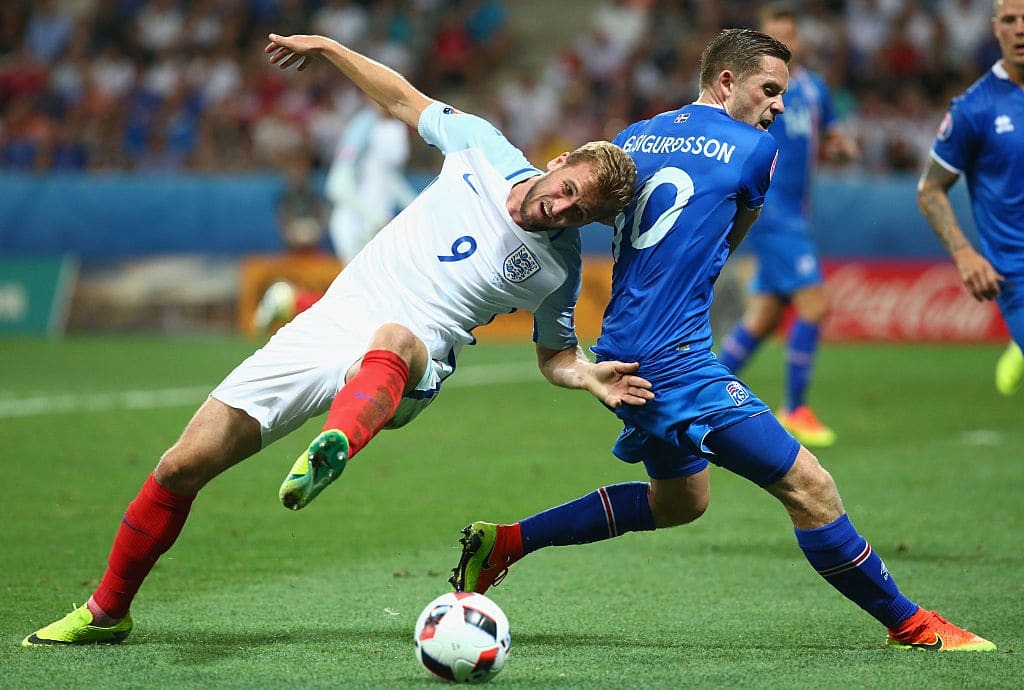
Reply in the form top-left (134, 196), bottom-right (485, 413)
top-left (764, 446), bottom-right (843, 529)
top-left (766, 448), bottom-right (995, 650)
top-left (23, 399), bottom-right (260, 647)
top-left (156, 397), bottom-right (263, 494)
top-left (280, 324), bottom-right (423, 510)
top-left (23, 605), bottom-right (133, 646)
top-left (450, 481), bottom-right (661, 594)
top-left (648, 470), bottom-right (710, 528)
top-left (995, 341), bottom-right (1023, 396)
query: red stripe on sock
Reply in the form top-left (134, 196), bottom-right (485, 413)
top-left (818, 543), bottom-right (872, 578)
top-left (323, 349), bottom-right (410, 458)
top-left (92, 473), bottom-right (195, 619)
top-left (598, 486), bottom-right (618, 537)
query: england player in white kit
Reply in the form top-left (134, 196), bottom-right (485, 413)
top-left (22, 32), bottom-right (650, 646)
top-left (325, 100), bottom-right (416, 264)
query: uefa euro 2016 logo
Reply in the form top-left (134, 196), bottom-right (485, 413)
top-left (503, 244), bottom-right (541, 283)
top-left (725, 381), bottom-right (749, 405)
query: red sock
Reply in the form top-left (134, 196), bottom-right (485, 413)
top-left (323, 349), bottom-right (409, 458)
top-left (91, 473), bottom-right (195, 619)
top-left (499, 523), bottom-right (525, 565)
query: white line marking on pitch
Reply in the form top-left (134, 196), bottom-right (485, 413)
top-left (0, 363), bottom-right (537, 419)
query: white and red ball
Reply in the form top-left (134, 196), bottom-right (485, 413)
top-left (413, 592), bottom-right (511, 683)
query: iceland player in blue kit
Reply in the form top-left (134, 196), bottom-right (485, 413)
top-left (452, 28), bottom-right (995, 651)
top-left (918, 0), bottom-right (1024, 397)
top-left (717, 3), bottom-right (858, 447)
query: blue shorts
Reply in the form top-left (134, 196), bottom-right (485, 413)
top-left (608, 350), bottom-right (800, 487)
top-left (745, 212), bottom-right (822, 297)
top-left (996, 274), bottom-right (1024, 347)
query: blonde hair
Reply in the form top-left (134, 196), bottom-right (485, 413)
top-left (564, 141), bottom-right (637, 218)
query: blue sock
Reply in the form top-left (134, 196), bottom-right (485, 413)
top-left (520, 482), bottom-right (655, 556)
top-left (786, 319), bottom-right (819, 409)
top-left (795, 514), bottom-right (918, 628)
top-left (718, 324), bottom-right (761, 374)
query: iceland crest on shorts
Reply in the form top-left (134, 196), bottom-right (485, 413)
top-left (504, 244), bottom-right (541, 282)
top-left (725, 381), bottom-right (749, 405)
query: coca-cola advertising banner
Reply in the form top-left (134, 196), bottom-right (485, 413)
top-left (822, 260), bottom-right (1009, 342)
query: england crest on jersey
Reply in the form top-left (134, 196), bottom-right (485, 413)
top-left (503, 244), bottom-right (541, 282)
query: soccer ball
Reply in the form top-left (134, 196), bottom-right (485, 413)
top-left (413, 592), bottom-right (511, 683)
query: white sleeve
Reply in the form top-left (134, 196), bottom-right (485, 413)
top-left (417, 102), bottom-right (538, 184)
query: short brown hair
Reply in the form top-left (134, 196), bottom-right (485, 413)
top-left (699, 28), bottom-right (792, 90)
top-left (565, 141), bottom-right (637, 218)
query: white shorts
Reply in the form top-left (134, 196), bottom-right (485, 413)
top-left (211, 305), bottom-right (452, 448)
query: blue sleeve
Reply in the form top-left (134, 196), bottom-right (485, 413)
top-left (817, 74), bottom-right (838, 133)
top-left (417, 101), bottom-right (538, 181)
top-left (739, 135), bottom-right (778, 210)
top-left (931, 98), bottom-right (978, 174)
top-left (531, 229), bottom-right (581, 351)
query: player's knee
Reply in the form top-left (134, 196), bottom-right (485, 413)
top-left (372, 323), bottom-right (424, 363)
top-left (770, 449), bottom-right (843, 525)
top-left (794, 287), bottom-right (830, 323)
top-left (154, 444), bottom-right (221, 494)
top-left (799, 300), bottom-right (830, 324)
top-left (652, 500), bottom-right (707, 528)
top-left (154, 455), bottom-right (201, 494)
top-left (650, 486), bottom-right (709, 528)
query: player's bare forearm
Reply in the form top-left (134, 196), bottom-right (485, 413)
top-left (535, 344), bottom-right (653, 408)
top-left (917, 160), bottom-right (1004, 300)
top-left (265, 33), bottom-right (431, 128)
top-left (916, 159), bottom-right (969, 255)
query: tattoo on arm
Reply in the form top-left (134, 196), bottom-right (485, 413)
top-left (918, 163), bottom-right (969, 255)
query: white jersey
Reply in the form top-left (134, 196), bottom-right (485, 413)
top-left (317, 101), bottom-right (582, 363)
top-left (213, 102), bottom-right (582, 445)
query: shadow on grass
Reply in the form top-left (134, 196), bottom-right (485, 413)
top-left (511, 631), bottom-right (847, 654)
top-left (151, 626), bottom-right (410, 664)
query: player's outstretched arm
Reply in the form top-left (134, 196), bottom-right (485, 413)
top-left (265, 33), bottom-right (432, 129)
top-left (917, 157), bottom-right (1004, 301)
top-left (536, 345), bottom-right (654, 409)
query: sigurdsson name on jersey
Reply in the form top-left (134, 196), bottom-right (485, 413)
top-left (620, 134), bottom-right (736, 163)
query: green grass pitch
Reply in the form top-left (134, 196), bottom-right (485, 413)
top-left (1, 335), bottom-right (1021, 688)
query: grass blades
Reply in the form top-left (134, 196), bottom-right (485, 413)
top-left (1, 336), bottom-right (1020, 688)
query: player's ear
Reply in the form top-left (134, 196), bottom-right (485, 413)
top-left (545, 151), bottom-right (570, 171)
top-left (717, 69), bottom-right (735, 100)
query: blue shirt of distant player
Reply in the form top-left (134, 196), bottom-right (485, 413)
top-left (931, 61), bottom-right (1024, 277)
top-left (761, 66), bottom-right (835, 218)
top-left (593, 104), bottom-right (779, 363)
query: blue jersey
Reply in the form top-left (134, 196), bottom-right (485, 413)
top-left (931, 62), bottom-right (1024, 276)
top-left (761, 66), bottom-right (835, 217)
top-left (593, 104), bottom-right (779, 363)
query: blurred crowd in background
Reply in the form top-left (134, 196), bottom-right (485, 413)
top-left (0, 0), bottom-right (1002, 178)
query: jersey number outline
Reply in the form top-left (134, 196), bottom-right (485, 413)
top-left (438, 235), bottom-right (478, 262)
top-left (613, 167), bottom-right (695, 260)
